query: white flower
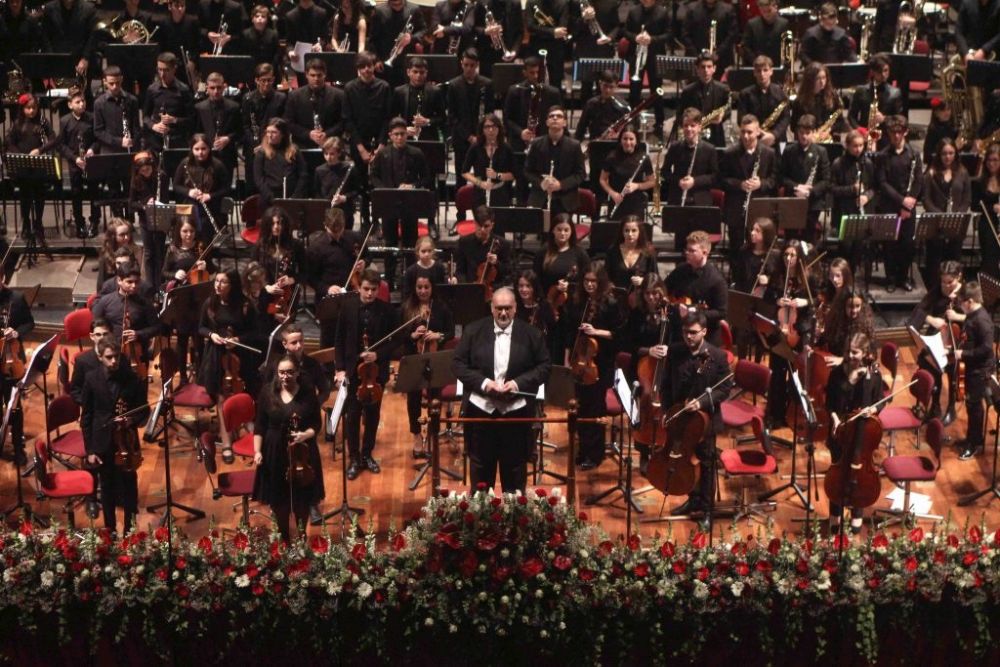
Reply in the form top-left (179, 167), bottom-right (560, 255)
top-left (449, 624), bottom-right (458, 634)
top-left (357, 582), bottom-right (373, 599)
top-left (114, 577), bottom-right (127, 590)
top-left (326, 582), bottom-right (341, 596)
top-left (693, 581), bottom-right (709, 600)
top-left (235, 574), bottom-right (250, 588)
top-left (500, 595), bottom-right (510, 605)
top-left (535, 589), bottom-right (543, 599)
top-left (55, 564), bottom-right (65, 574)
top-left (815, 572), bottom-right (831, 591)
top-left (424, 617), bottom-right (434, 627)
top-left (730, 581), bottom-right (745, 597)
top-left (40, 571), bottom-right (54, 588)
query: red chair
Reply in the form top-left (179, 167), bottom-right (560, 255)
top-left (240, 194), bottom-right (261, 245)
top-left (880, 341), bottom-right (899, 399)
top-left (718, 415), bottom-right (778, 524)
top-left (63, 308), bottom-right (93, 348)
top-left (878, 417), bottom-right (944, 526)
top-left (42, 394), bottom-right (86, 469)
top-left (377, 280), bottom-right (391, 303)
top-left (85, 293), bottom-right (100, 311)
top-left (198, 435), bottom-right (265, 528)
top-left (719, 320), bottom-right (734, 352)
top-left (604, 352), bottom-right (631, 460)
top-left (159, 348), bottom-right (214, 437)
top-left (454, 184), bottom-right (479, 236)
top-left (221, 393), bottom-right (256, 459)
top-left (721, 360), bottom-right (772, 432)
top-left (878, 368), bottom-right (934, 457)
top-left (908, 41), bottom-right (932, 93)
top-left (574, 189), bottom-right (598, 241)
top-left (33, 440), bottom-right (95, 528)
top-left (56, 347), bottom-right (72, 396)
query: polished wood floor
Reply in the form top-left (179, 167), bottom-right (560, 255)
top-left (3, 340), bottom-right (999, 543)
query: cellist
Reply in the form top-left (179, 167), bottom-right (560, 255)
top-left (0, 274), bottom-right (34, 466)
top-left (661, 310), bottom-right (734, 517)
top-left (905, 260), bottom-right (962, 420)
top-left (624, 275), bottom-right (669, 476)
top-left (825, 332), bottom-right (882, 534)
top-left (564, 265), bottom-right (622, 471)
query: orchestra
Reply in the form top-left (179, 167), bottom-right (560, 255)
top-left (5, 0), bottom-right (1000, 545)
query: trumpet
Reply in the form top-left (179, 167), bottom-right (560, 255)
top-left (533, 6), bottom-right (570, 40)
top-left (447, 0), bottom-right (472, 55)
top-left (632, 25), bottom-right (648, 82)
top-left (580, 0), bottom-right (609, 42)
top-left (213, 16), bottom-right (228, 56)
top-left (330, 11), bottom-right (352, 53)
top-left (385, 15), bottom-right (414, 68)
top-left (485, 10), bottom-right (516, 62)
top-left (708, 19), bottom-right (717, 54)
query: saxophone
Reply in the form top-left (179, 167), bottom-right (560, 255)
top-left (815, 108), bottom-right (842, 143)
top-left (700, 95), bottom-right (732, 140)
top-left (760, 99), bottom-right (788, 132)
top-left (866, 94), bottom-right (881, 153)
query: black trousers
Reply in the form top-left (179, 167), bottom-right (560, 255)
top-left (93, 458), bottom-right (138, 533)
top-left (140, 223), bottom-right (167, 289)
top-left (966, 374), bottom-right (989, 449)
top-left (344, 390), bottom-right (381, 459)
top-left (382, 217), bottom-right (418, 287)
top-left (271, 497), bottom-right (309, 543)
top-left (628, 59), bottom-right (665, 125)
top-left (465, 402), bottom-right (534, 493)
top-left (0, 379), bottom-right (23, 455)
top-left (576, 380), bottom-right (607, 464)
top-left (68, 167), bottom-right (97, 229)
top-left (890, 214), bottom-right (916, 284)
top-left (692, 434), bottom-right (717, 507)
top-left (406, 388), bottom-right (439, 435)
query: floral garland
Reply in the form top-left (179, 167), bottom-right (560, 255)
top-left (1, 488), bottom-right (999, 663)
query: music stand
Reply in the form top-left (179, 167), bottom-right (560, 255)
top-left (533, 365), bottom-right (576, 485)
top-left (728, 289), bottom-right (777, 340)
top-left (655, 55), bottom-right (697, 95)
top-left (144, 203), bottom-right (179, 234)
top-left (725, 67), bottom-right (786, 91)
top-left (839, 213), bottom-right (900, 293)
top-left (958, 374), bottom-right (1000, 508)
top-left (144, 381), bottom-right (206, 526)
top-left (759, 367), bottom-right (817, 513)
top-left (572, 58), bottom-right (626, 85)
top-left (6, 154), bottom-right (60, 264)
top-left (198, 55), bottom-right (256, 88)
top-left (371, 188), bottom-right (436, 221)
top-left (409, 54), bottom-right (461, 84)
top-left (826, 63), bottom-right (869, 90)
top-left (435, 283), bottom-right (490, 326)
top-left (660, 205), bottom-right (721, 251)
top-left (307, 53), bottom-right (358, 86)
top-left (585, 369), bottom-right (643, 513)
top-left (747, 196), bottom-right (809, 234)
top-left (105, 44), bottom-right (160, 89)
top-left (914, 212), bottom-right (971, 245)
top-left (158, 281), bottom-right (214, 328)
top-left (316, 290), bottom-right (359, 323)
top-left (319, 380), bottom-right (363, 534)
top-left (273, 198), bottom-right (329, 241)
top-left (18, 53), bottom-right (77, 85)
top-left (396, 350), bottom-right (462, 491)
top-left (410, 140), bottom-right (447, 178)
top-left (967, 60), bottom-right (1000, 89)
top-left (979, 272), bottom-right (1000, 311)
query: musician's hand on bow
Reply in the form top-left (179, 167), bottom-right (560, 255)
top-left (945, 307), bottom-right (962, 322)
top-left (426, 330), bottom-right (443, 342)
top-left (327, 284), bottom-right (345, 295)
top-left (175, 269), bottom-right (187, 282)
top-left (579, 322), bottom-right (596, 336)
top-left (649, 344), bottom-right (668, 359)
top-left (289, 430), bottom-right (311, 445)
top-left (361, 350), bottom-right (377, 363)
top-left (2, 328), bottom-right (17, 341)
top-left (860, 406), bottom-right (876, 419)
top-left (122, 328), bottom-right (138, 343)
top-left (758, 275), bottom-right (769, 286)
top-left (679, 175), bottom-right (694, 190)
top-left (265, 282), bottom-right (284, 296)
top-left (778, 296), bottom-right (797, 309)
top-left (223, 336), bottom-right (238, 350)
top-left (683, 398), bottom-right (701, 413)
top-left (411, 324), bottom-right (428, 340)
top-left (825, 354), bottom-right (843, 367)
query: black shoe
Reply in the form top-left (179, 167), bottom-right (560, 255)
top-left (346, 461), bottom-right (361, 480)
top-left (363, 456), bottom-right (381, 474)
top-left (86, 499), bottom-right (101, 520)
top-left (671, 498), bottom-right (703, 516)
top-left (412, 449), bottom-right (429, 460)
top-left (578, 460), bottom-right (598, 471)
top-left (959, 444), bottom-right (983, 461)
top-left (221, 446), bottom-right (235, 465)
top-left (309, 505), bottom-right (323, 526)
top-left (952, 438), bottom-right (968, 451)
top-left (902, 280), bottom-right (915, 292)
top-left (639, 453), bottom-right (649, 478)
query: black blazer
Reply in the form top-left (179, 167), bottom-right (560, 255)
top-left (503, 81), bottom-right (562, 151)
top-left (523, 134), bottom-right (586, 211)
top-left (80, 365), bottom-right (150, 459)
top-left (718, 144), bottom-right (778, 222)
top-left (452, 317), bottom-right (551, 405)
top-left (194, 97), bottom-right (243, 168)
top-left (334, 296), bottom-right (401, 384)
top-left (283, 85), bottom-right (346, 149)
top-left (661, 342), bottom-right (733, 435)
top-left (70, 349), bottom-right (100, 406)
top-left (370, 143), bottom-right (429, 190)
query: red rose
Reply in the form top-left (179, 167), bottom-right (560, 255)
top-left (578, 511), bottom-right (588, 521)
top-left (375, 591), bottom-right (384, 603)
top-left (767, 538), bottom-right (782, 555)
top-left (544, 512), bottom-right (555, 523)
top-left (691, 532), bottom-right (707, 549)
top-left (197, 536), bottom-right (213, 553)
top-left (154, 526), bottom-right (169, 542)
top-left (176, 584), bottom-right (190, 599)
top-left (672, 560), bottom-right (687, 575)
top-left (464, 512), bottom-right (476, 525)
top-left (252, 584), bottom-right (264, 596)
top-left (156, 568), bottom-right (168, 581)
top-left (519, 557), bottom-right (544, 579)
top-left (352, 543), bottom-right (367, 561)
top-left (907, 577), bottom-right (918, 591)
top-left (246, 565), bottom-right (260, 578)
top-left (19, 520), bottom-right (33, 536)
top-left (175, 557), bottom-right (187, 570)
top-left (554, 555), bottom-right (572, 571)
top-left (934, 550), bottom-right (946, 564)
top-left (832, 534), bottom-right (849, 551)
top-left (633, 562), bottom-right (650, 578)
top-left (697, 567), bottom-right (709, 581)
top-left (974, 572), bottom-right (984, 588)
top-left (660, 541), bottom-right (675, 558)
top-left (755, 561), bottom-right (772, 574)
top-left (871, 533), bottom-right (889, 549)
top-left (735, 562), bottom-right (750, 577)
top-left (867, 577), bottom-right (880, 589)
top-left (909, 527), bottom-right (924, 543)
top-left (233, 533), bottom-right (249, 550)
top-left (823, 560), bottom-right (838, 574)
top-left (459, 551), bottom-right (478, 577)
top-left (968, 526), bottom-right (983, 544)
top-left (548, 496), bottom-right (559, 506)
top-left (490, 497), bottom-right (502, 507)
top-left (476, 482), bottom-right (488, 491)
top-left (796, 559), bottom-right (809, 574)
top-left (392, 533), bottom-right (407, 552)
top-left (459, 500), bottom-right (469, 511)
top-left (905, 556), bottom-right (918, 572)
top-left (311, 535), bottom-right (330, 554)
top-left (117, 555), bottom-right (132, 567)
top-left (535, 488), bottom-right (547, 498)
top-left (547, 532), bottom-right (565, 548)
top-left (627, 534), bottom-right (641, 551)
top-left (579, 568), bottom-right (595, 581)
top-left (598, 540), bottom-right (614, 557)
top-left (947, 534), bottom-right (960, 548)
top-left (517, 495), bottom-right (528, 506)
top-left (797, 579), bottom-right (809, 590)
top-left (963, 551), bottom-right (978, 566)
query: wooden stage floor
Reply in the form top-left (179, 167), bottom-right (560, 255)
top-left (3, 341), bottom-right (999, 543)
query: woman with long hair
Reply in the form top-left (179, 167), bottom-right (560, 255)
top-left (461, 113), bottom-right (515, 209)
top-left (128, 151), bottom-right (170, 281)
top-left (252, 354), bottom-right (323, 542)
top-left (732, 217), bottom-right (778, 294)
top-left (792, 63), bottom-right (847, 142)
top-left (817, 288), bottom-right (875, 366)
top-left (599, 128), bottom-right (655, 220)
top-left (254, 206), bottom-right (304, 320)
top-left (623, 275), bottom-right (669, 474)
top-left (815, 256), bottom-right (854, 340)
top-left (163, 218), bottom-right (216, 381)
top-left (605, 215), bottom-right (658, 291)
top-left (532, 213), bottom-right (592, 307)
top-left (198, 269), bottom-right (257, 458)
top-left (923, 137), bottom-right (972, 284)
top-left (401, 275), bottom-right (454, 457)
top-left (97, 218), bottom-right (142, 289)
top-left (974, 143), bottom-right (1000, 276)
top-left (515, 269), bottom-right (557, 336)
top-left (253, 118), bottom-right (308, 208)
top-left (173, 133), bottom-right (231, 241)
top-left (330, 0), bottom-right (367, 52)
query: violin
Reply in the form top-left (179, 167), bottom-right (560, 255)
top-left (286, 412), bottom-right (316, 487)
top-left (356, 332), bottom-right (384, 404)
top-left (220, 326), bottom-right (246, 396)
top-left (416, 302), bottom-right (439, 354)
top-left (476, 237), bottom-right (499, 301)
top-left (635, 304), bottom-right (669, 448)
top-left (569, 297), bottom-right (599, 386)
top-left (777, 257), bottom-right (800, 350)
top-left (546, 265), bottom-right (577, 320)
top-left (646, 402), bottom-right (706, 498)
top-left (0, 304), bottom-right (25, 380)
top-left (112, 397), bottom-right (144, 472)
top-left (267, 251), bottom-right (294, 317)
top-left (121, 295), bottom-right (148, 381)
top-left (824, 397), bottom-right (882, 511)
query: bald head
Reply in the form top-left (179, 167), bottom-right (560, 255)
top-left (491, 287), bottom-right (516, 328)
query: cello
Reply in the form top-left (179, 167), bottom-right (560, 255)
top-left (823, 406), bottom-right (882, 512)
top-left (646, 402), bottom-right (707, 498)
top-left (635, 302), bottom-right (670, 448)
top-left (569, 297), bottom-right (599, 385)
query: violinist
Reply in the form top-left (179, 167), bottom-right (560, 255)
top-left (455, 206), bottom-right (512, 285)
top-left (163, 218), bottom-right (216, 382)
top-left (334, 269), bottom-right (402, 480)
top-left (402, 276), bottom-right (454, 458)
top-left (97, 219), bottom-right (142, 290)
top-left (307, 208), bottom-right (365, 349)
top-left (816, 289), bottom-right (875, 367)
top-left (718, 114), bottom-right (778, 259)
top-left (923, 138), bottom-right (972, 286)
top-left (515, 270), bottom-right (557, 342)
top-left (80, 340), bottom-right (150, 536)
top-left (599, 129), bottom-right (656, 221)
top-left (92, 262), bottom-right (161, 363)
top-left (565, 266), bottom-right (622, 470)
top-left (70, 318), bottom-right (112, 407)
top-left (240, 262), bottom-right (276, 357)
top-left (98, 248), bottom-right (157, 303)
top-left (313, 137), bottom-right (359, 225)
top-left (825, 332), bottom-right (883, 534)
top-left (948, 281), bottom-right (996, 461)
top-left (254, 206), bottom-right (304, 320)
top-left (665, 230), bottom-right (728, 346)
top-left (973, 143), bottom-right (1000, 277)
top-left (763, 241), bottom-right (817, 428)
top-left (0, 277), bottom-right (34, 466)
top-left (661, 310), bottom-right (734, 517)
top-left (128, 151), bottom-right (170, 282)
top-left (624, 276), bottom-right (668, 475)
top-left (252, 354), bottom-right (323, 542)
top-left (401, 236), bottom-right (449, 300)
top-left (198, 269), bottom-right (257, 460)
top-left (731, 217), bottom-right (777, 295)
top-left (253, 118), bottom-right (309, 210)
top-left (907, 261), bottom-right (963, 420)
top-left (604, 215), bottom-right (658, 291)
top-left (172, 134), bottom-right (231, 242)
top-left (461, 113), bottom-right (516, 210)
top-left (533, 214), bottom-right (591, 303)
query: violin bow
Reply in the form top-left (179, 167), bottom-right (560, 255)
top-left (195, 228), bottom-right (228, 265)
top-left (341, 223), bottom-right (375, 292)
top-left (365, 313), bottom-right (424, 352)
top-left (104, 400), bottom-right (157, 427)
top-left (980, 200), bottom-right (1000, 250)
top-left (750, 235), bottom-right (779, 295)
top-left (843, 379), bottom-right (918, 424)
top-left (663, 371), bottom-right (735, 427)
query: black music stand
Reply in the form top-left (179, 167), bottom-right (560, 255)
top-left (890, 54), bottom-right (933, 114)
top-left (316, 289), bottom-right (359, 322)
top-left (747, 196), bottom-right (809, 235)
top-left (959, 375), bottom-right (1000, 508)
top-left (18, 53), bottom-right (77, 86)
top-left (409, 54), bottom-right (461, 83)
top-left (725, 67), bottom-right (786, 91)
top-left (320, 380), bottom-right (364, 535)
top-left (144, 203), bottom-right (180, 234)
top-left (159, 281), bottom-right (214, 329)
top-left (145, 380), bottom-right (206, 526)
top-left (532, 365), bottom-right (576, 485)
top-left (492, 206), bottom-right (545, 258)
top-left (655, 55), bottom-right (697, 96)
top-left (105, 44), bottom-right (160, 89)
top-left (396, 350), bottom-right (463, 491)
top-left (435, 283), bottom-right (490, 326)
top-left (914, 212), bottom-right (971, 245)
top-left (967, 59), bottom-right (1000, 88)
top-left (199, 55), bottom-right (256, 87)
top-left (979, 272), bottom-right (1000, 311)
top-left (86, 152), bottom-right (133, 214)
top-left (586, 369), bottom-right (643, 513)
top-left (273, 198), bottom-right (329, 241)
top-left (839, 213), bottom-right (899, 293)
top-left (307, 52), bottom-right (358, 86)
top-left (826, 63), bottom-right (868, 90)
top-left (728, 289), bottom-right (778, 344)
top-left (660, 205), bottom-right (721, 251)
top-left (573, 58), bottom-right (626, 85)
top-left (6, 154), bottom-right (60, 265)
top-left (370, 188), bottom-right (436, 221)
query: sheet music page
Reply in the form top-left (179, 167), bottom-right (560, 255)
top-left (922, 331), bottom-right (949, 373)
top-left (292, 42), bottom-right (313, 73)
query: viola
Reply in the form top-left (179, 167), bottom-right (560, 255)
top-left (646, 402), bottom-right (706, 498)
top-left (635, 306), bottom-right (669, 448)
top-left (476, 237), bottom-right (499, 301)
top-left (356, 333), bottom-right (384, 404)
top-left (569, 298), bottom-right (599, 386)
top-left (0, 304), bottom-right (25, 380)
top-left (220, 327), bottom-right (246, 396)
top-left (824, 407), bottom-right (882, 510)
top-left (121, 295), bottom-right (148, 381)
top-left (286, 412), bottom-right (316, 487)
top-left (112, 397), bottom-right (144, 472)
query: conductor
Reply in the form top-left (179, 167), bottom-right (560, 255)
top-left (453, 288), bottom-right (551, 493)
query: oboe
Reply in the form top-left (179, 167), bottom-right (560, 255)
top-left (330, 162), bottom-right (353, 207)
top-left (484, 152), bottom-right (494, 207)
top-left (610, 152), bottom-right (648, 218)
top-left (856, 165), bottom-right (864, 214)
top-left (679, 140), bottom-right (698, 207)
top-left (743, 149), bottom-right (761, 215)
top-left (545, 159), bottom-right (555, 212)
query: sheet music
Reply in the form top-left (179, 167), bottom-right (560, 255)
top-left (327, 380), bottom-right (349, 439)
top-left (907, 325), bottom-right (948, 373)
top-left (613, 369), bottom-right (639, 427)
top-left (292, 42), bottom-right (314, 73)
top-left (454, 380), bottom-right (544, 400)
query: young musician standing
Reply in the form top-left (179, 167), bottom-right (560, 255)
top-left (307, 208), bottom-right (364, 349)
top-left (524, 0), bottom-right (569, 89)
top-left (662, 108), bottom-right (717, 207)
top-left (906, 261), bottom-right (962, 419)
top-left (923, 138), bottom-right (972, 286)
top-left (575, 71), bottom-right (623, 142)
top-left (599, 129), bottom-right (656, 221)
top-left (42, 89), bottom-right (95, 239)
top-left (623, 0), bottom-right (669, 134)
top-left (740, 0), bottom-right (788, 65)
top-left (370, 0), bottom-right (426, 87)
top-left (674, 54), bottom-right (730, 148)
top-left (875, 114), bottom-right (923, 292)
top-left (194, 72), bottom-right (243, 173)
top-left (830, 130), bottom-right (876, 270)
top-left (92, 262), bottom-right (160, 362)
top-left (241, 63), bottom-right (287, 194)
top-left (173, 134), bottom-right (231, 241)
top-left (736, 56), bottom-right (789, 148)
top-left (604, 215), bottom-right (658, 290)
top-left (343, 52), bottom-right (393, 225)
top-left (719, 115), bottom-right (777, 260)
top-left (143, 52), bottom-right (194, 153)
top-left (847, 54), bottom-right (904, 152)
top-left (391, 57), bottom-right (445, 141)
top-left (254, 206), bottom-right (304, 320)
top-left (800, 2), bottom-right (857, 65)
top-left (524, 106), bottom-right (586, 215)
top-left (313, 137), bottom-right (359, 223)
top-left (5, 94), bottom-right (48, 240)
top-left (252, 118), bottom-right (308, 209)
top-left (93, 66), bottom-right (140, 223)
top-left (448, 49), bottom-right (493, 174)
top-left (0, 277), bottom-right (34, 465)
top-left (461, 114), bottom-right (516, 210)
top-left (947, 281), bottom-right (996, 460)
top-left (283, 58), bottom-right (345, 150)
top-left (335, 269), bottom-right (401, 479)
top-left (502, 57), bottom-right (563, 153)
top-left (70, 318), bottom-right (113, 406)
top-left (780, 115), bottom-right (830, 244)
top-left (974, 144), bottom-right (1000, 277)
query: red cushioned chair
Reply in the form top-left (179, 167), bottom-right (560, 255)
top-left (159, 348), bottom-right (214, 438)
top-left (63, 308), bottom-right (93, 349)
top-left (719, 320), bottom-right (734, 352)
top-left (33, 440), bottom-right (95, 528)
top-left (718, 415), bottom-right (778, 524)
top-left (85, 292), bottom-right (100, 311)
top-left (240, 194), bottom-right (261, 245)
top-left (722, 360), bottom-right (771, 439)
top-left (43, 394), bottom-right (86, 470)
top-left (877, 417), bottom-right (944, 526)
top-left (908, 41), bottom-right (931, 94)
top-left (604, 352), bottom-right (631, 460)
top-left (878, 368), bottom-right (934, 457)
top-left (574, 188), bottom-right (598, 241)
top-left (221, 392), bottom-right (256, 460)
top-left (377, 280), bottom-right (391, 303)
top-left (454, 184), bottom-right (479, 236)
top-left (56, 347), bottom-right (72, 396)
top-left (880, 341), bottom-right (899, 399)
top-left (198, 434), bottom-right (267, 529)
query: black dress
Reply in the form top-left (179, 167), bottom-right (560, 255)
top-left (461, 142), bottom-right (516, 208)
top-left (601, 149), bottom-right (652, 220)
top-left (197, 300), bottom-right (254, 398)
top-left (252, 385), bottom-right (324, 507)
top-left (604, 244), bottom-right (658, 290)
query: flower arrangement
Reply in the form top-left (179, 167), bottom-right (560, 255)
top-left (1, 490), bottom-right (999, 664)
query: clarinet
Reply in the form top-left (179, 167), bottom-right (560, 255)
top-left (679, 140), bottom-right (698, 207)
top-left (484, 151), bottom-right (494, 207)
top-left (160, 105), bottom-right (171, 150)
top-left (330, 162), bottom-right (353, 207)
top-left (122, 99), bottom-right (132, 153)
top-left (743, 149), bottom-right (761, 215)
top-left (805, 153), bottom-right (818, 187)
top-left (413, 89), bottom-right (424, 140)
top-left (610, 151), bottom-right (648, 218)
top-left (184, 163), bottom-right (220, 234)
top-left (856, 165), bottom-right (865, 215)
